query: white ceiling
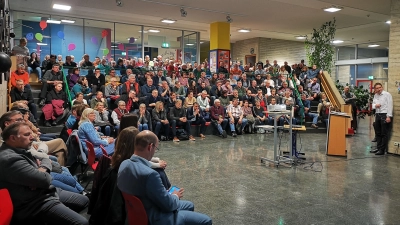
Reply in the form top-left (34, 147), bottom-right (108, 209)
top-left (10, 0), bottom-right (391, 48)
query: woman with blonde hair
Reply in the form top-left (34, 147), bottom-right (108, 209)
top-left (78, 108), bottom-right (115, 158)
top-left (152, 101), bottom-right (170, 140)
top-left (137, 103), bottom-right (152, 131)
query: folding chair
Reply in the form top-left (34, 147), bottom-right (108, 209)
top-left (121, 191), bottom-right (148, 225)
top-left (0, 189), bottom-right (13, 225)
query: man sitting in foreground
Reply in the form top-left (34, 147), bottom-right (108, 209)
top-left (0, 122), bottom-right (89, 224)
top-left (117, 130), bottom-right (212, 225)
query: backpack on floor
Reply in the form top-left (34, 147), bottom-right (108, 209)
top-left (176, 128), bottom-right (189, 140)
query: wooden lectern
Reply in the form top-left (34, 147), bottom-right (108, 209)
top-left (326, 112), bottom-right (351, 156)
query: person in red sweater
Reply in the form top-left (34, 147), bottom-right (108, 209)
top-left (11, 64), bottom-right (30, 89)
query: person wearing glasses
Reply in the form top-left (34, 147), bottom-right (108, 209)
top-left (117, 130), bottom-right (212, 225)
top-left (78, 108), bottom-right (115, 158)
top-left (371, 83), bottom-right (393, 155)
top-left (105, 69), bottom-right (120, 85)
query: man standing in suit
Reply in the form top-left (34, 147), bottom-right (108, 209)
top-left (117, 131), bottom-right (212, 225)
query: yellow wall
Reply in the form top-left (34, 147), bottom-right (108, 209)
top-left (210, 22), bottom-right (230, 50)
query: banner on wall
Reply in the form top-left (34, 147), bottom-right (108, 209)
top-left (159, 49), bottom-right (176, 61)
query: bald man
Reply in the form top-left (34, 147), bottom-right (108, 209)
top-left (117, 131), bottom-right (212, 225)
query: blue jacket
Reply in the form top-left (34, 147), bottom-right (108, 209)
top-left (118, 155), bottom-right (180, 225)
top-left (71, 83), bottom-right (92, 97)
top-left (77, 121), bottom-right (108, 154)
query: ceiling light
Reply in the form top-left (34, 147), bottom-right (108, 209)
top-left (37, 43), bottom-right (48, 46)
top-left (148, 29), bottom-right (160, 33)
top-left (126, 38), bottom-right (138, 41)
top-left (61, 20), bottom-right (75, 23)
top-left (386, 20), bottom-right (391, 24)
top-left (368, 44), bottom-right (380, 47)
top-left (186, 43), bottom-right (194, 46)
top-left (238, 29), bottom-right (251, 33)
top-left (161, 19), bottom-right (176, 24)
top-left (295, 36), bottom-right (306, 40)
top-left (53, 4), bottom-right (71, 11)
top-left (138, 30), bottom-right (148, 33)
top-left (111, 45), bottom-right (118, 48)
top-left (323, 6), bottom-right (343, 12)
top-left (46, 19), bottom-right (61, 24)
top-left (332, 40), bottom-right (344, 44)
top-left (200, 42), bottom-right (204, 44)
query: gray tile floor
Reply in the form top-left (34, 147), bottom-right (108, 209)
top-left (153, 116), bottom-right (400, 225)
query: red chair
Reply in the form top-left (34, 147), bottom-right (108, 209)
top-left (84, 140), bottom-right (100, 171)
top-left (100, 145), bottom-right (111, 159)
top-left (0, 189), bottom-right (13, 225)
top-left (121, 192), bottom-right (148, 225)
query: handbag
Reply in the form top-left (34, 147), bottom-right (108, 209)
top-left (246, 114), bottom-right (255, 123)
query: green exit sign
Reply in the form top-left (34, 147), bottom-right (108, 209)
top-left (161, 42), bottom-right (169, 48)
top-left (368, 76), bottom-right (374, 80)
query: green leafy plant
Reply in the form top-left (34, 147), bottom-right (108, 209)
top-left (335, 81), bottom-right (374, 115)
top-left (305, 18), bottom-right (336, 74)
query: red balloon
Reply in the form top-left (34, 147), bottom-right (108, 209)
top-left (39, 21), bottom-right (47, 30)
top-left (101, 30), bottom-right (108, 38)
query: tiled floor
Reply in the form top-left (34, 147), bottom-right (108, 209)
top-left (148, 116), bottom-right (400, 224)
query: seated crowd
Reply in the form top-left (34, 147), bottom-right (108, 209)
top-left (10, 52), bottom-right (330, 139)
top-left (3, 43), bottom-right (333, 223)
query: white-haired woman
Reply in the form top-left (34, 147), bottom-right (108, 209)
top-left (137, 103), bottom-right (152, 131)
top-left (78, 108), bottom-right (115, 158)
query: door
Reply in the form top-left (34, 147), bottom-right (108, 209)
top-left (245, 55), bottom-right (256, 67)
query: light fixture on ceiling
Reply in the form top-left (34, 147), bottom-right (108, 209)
top-left (180, 8), bottom-right (187, 17)
top-left (186, 43), bottom-right (194, 46)
top-left (148, 29), bottom-right (160, 33)
top-left (200, 42), bottom-right (204, 44)
top-left (332, 40), bottom-right (344, 44)
top-left (161, 19), bottom-right (177, 24)
top-left (295, 36), bottom-right (307, 40)
top-left (47, 19), bottom-right (61, 24)
top-left (126, 38), bottom-right (138, 41)
top-left (61, 19), bottom-right (75, 23)
top-left (238, 29), bottom-right (250, 33)
top-left (53, 4), bottom-right (71, 11)
top-left (116, 0), bottom-right (123, 7)
top-left (37, 43), bottom-right (48, 46)
top-left (138, 30), bottom-right (148, 33)
top-left (111, 45), bottom-right (118, 48)
top-left (226, 15), bottom-right (232, 23)
top-left (368, 44), bottom-right (380, 47)
top-left (386, 20), bottom-right (391, 24)
top-left (323, 6), bottom-right (343, 12)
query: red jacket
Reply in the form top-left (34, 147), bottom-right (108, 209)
top-left (42, 100), bottom-right (64, 120)
top-left (11, 70), bottom-right (29, 87)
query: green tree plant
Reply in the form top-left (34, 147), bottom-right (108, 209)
top-left (335, 81), bottom-right (374, 116)
top-left (305, 18), bottom-right (336, 74)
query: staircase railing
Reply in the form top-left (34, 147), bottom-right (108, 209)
top-left (318, 71), bottom-right (352, 134)
top-left (318, 71), bottom-right (345, 110)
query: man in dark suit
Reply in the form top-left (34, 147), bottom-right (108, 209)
top-left (0, 113), bottom-right (89, 225)
top-left (117, 130), bottom-right (212, 225)
top-left (153, 69), bottom-right (166, 87)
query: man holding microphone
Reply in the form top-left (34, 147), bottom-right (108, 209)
top-left (371, 83), bottom-right (393, 155)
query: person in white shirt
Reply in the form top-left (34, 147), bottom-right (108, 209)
top-left (371, 83), bottom-right (393, 155)
top-left (197, 91), bottom-right (210, 112)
